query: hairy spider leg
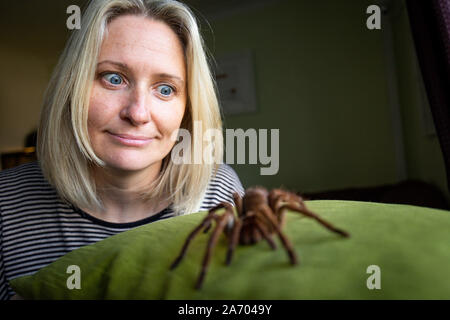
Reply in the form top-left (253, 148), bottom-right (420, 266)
top-left (253, 217), bottom-right (277, 249)
top-left (269, 192), bottom-right (304, 229)
top-left (170, 211), bottom-right (219, 270)
top-left (270, 194), bottom-right (290, 228)
top-left (278, 203), bottom-right (350, 238)
top-left (259, 205), bottom-right (298, 265)
top-left (225, 216), bottom-right (243, 265)
top-left (196, 209), bottom-right (234, 289)
top-left (203, 203), bottom-right (229, 234)
top-left (240, 213), bottom-right (276, 248)
top-left (232, 192), bottom-right (243, 216)
top-left (239, 211), bottom-right (254, 245)
top-left (240, 212), bottom-right (263, 244)
top-left (251, 221), bottom-right (263, 243)
top-left (202, 201), bottom-right (244, 266)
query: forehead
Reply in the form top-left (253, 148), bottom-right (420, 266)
top-left (98, 15), bottom-right (185, 78)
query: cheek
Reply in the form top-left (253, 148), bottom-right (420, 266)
top-left (87, 105), bottom-right (101, 133)
top-left (87, 89), bottom-right (117, 132)
top-left (153, 99), bottom-right (186, 132)
top-left (88, 88), bottom-right (103, 131)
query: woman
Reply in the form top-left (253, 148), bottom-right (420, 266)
top-left (0, 0), bottom-right (244, 300)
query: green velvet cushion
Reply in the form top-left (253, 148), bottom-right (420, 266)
top-left (9, 200), bottom-right (450, 299)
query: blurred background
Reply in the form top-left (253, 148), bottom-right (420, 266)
top-left (0, 0), bottom-right (448, 209)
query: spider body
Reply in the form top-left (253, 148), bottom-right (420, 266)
top-left (170, 186), bottom-right (349, 289)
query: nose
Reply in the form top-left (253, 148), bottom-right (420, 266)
top-left (120, 85), bottom-right (151, 126)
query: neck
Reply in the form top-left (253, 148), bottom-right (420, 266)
top-left (85, 162), bottom-right (169, 223)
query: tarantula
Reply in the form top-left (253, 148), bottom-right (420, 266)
top-left (170, 187), bottom-right (349, 289)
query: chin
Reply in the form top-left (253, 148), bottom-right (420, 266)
top-left (101, 151), bottom-right (162, 173)
top-left (109, 162), bottom-right (152, 173)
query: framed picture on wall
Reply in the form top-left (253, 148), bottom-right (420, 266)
top-left (214, 50), bottom-right (257, 115)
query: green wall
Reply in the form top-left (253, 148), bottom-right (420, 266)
top-left (201, 0), bottom-right (402, 193)
top-left (194, 0), bottom-right (448, 201)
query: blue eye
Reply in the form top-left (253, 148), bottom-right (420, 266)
top-left (157, 85), bottom-right (174, 96)
top-left (103, 73), bottom-right (123, 85)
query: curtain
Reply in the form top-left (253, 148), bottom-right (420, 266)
top-left (406, 0), bottom-right (450, 190)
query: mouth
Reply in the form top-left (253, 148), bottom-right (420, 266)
top-left (107, 131), bottom-right (154, 147)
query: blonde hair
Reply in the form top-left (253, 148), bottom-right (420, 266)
top-left (37, 0), bottom-right (223, 215)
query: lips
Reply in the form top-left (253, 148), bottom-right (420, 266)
top-left (107, 131), bottom-right (154, 147)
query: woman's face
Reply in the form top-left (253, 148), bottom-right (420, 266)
top-left (88, 15), bottom-right (186, 174)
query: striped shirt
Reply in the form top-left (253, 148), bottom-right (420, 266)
top-left (0, 161), bottom-right (244, 300)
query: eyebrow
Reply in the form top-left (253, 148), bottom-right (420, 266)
top-left (97, 60), bottom-right (185, 85)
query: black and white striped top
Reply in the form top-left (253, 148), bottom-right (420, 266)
top-left (0, 161), bottom-right (244, 300)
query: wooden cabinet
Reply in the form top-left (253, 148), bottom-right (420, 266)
top-left (1, 147), bottom-right (37, 170)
